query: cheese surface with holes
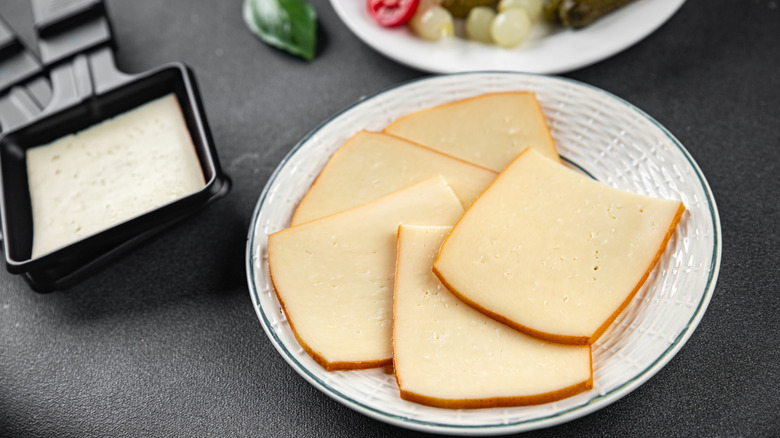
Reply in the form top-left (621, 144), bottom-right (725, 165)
top-left (26, 94), bottom-right (204, 257)
top-left (394, 225), bottom-right (592, 409)
top-left (268, 177), bottom-right (464, 371)
top-left (383, 92), bottom-right (559, 172)
top-left (433, 149), bottom-right (685, 345)
top-left (291, 131), bottom-right (496, 225)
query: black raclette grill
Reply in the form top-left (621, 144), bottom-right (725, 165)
top-left (0, 0), bottom-right (230, 292)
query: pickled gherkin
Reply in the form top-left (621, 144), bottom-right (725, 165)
top-left (542, 0), bottom-right (564, 22)
top-left (543, 0), bottom-right (635, 28)
top-left (442, 0), bottom-right (499, 18)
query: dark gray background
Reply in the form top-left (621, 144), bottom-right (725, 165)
top-left (1, 0), bottom-right (778, 436)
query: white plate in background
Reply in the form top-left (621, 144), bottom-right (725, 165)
top-left (330, 0), bottom-right (686, 74)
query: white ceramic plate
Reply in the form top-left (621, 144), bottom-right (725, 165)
top-left (330, 0), bottom-right (686, 74)
top-left (246, 72), bottom-right (721, 435)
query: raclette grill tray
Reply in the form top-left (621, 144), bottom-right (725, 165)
top-left (0, 0), bottom-right (231, 292)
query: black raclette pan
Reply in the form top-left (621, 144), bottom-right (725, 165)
top-left (0, 0), bottom-right (230, 292)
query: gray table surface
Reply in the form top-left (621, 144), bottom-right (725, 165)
top-left (1, 0), bottom-right (778, 436)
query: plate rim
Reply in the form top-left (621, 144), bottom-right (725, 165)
top-left (328, 0), bottom-right (688, 74)
top-left (245, 72), bottom-right (722, 434)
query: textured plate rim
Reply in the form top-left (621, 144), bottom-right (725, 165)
top-left (245, 72), bottom-right (722, 435)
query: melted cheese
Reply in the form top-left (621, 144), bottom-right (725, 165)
top-left (291, 131), bottom-right (496, 225)
top-left (383, 92), bottom-right (559, 172)
top-left (26, 94), bottom-right (204, 257)
top-left (434, 149), bottom-right (685, 345)
top-left (394, 225), bottom-right (592, 408)
top-left (268, 177), bottom-right (464, 371)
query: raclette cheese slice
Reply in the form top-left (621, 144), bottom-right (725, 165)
top-left (26, 94), bottom-right (205, 257)
top-left (268, 177), bottom-right (465, 371)
top-left (394, 225), bottom-right (592, 409)
top-left (433, 149), bottom-right (685, 345)
top-left (291, 131), bottom-right (496, 225)
top-left (383, 92), bottom-right (559, 172)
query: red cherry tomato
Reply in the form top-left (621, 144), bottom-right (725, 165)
top-left (367, 0), bottom-right (420, 27)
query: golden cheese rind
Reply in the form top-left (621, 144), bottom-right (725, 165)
top-left (394, 225), bottom-right (592, 408)
top-left (383, 91), bottom-right (559, 172)
top-left (269, 177), bottom-right (465, 371)
top-left (291, 131), bottom-right (496, 225)
top-left (433, 148), bottom-right (685, 345)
